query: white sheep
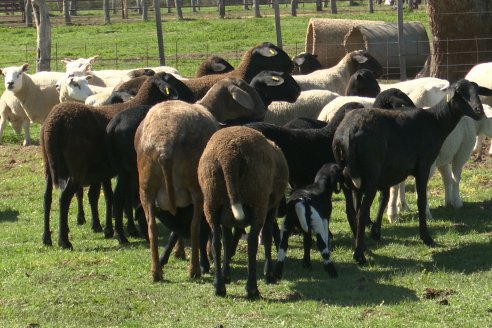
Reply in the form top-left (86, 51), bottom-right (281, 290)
top-left (380, 77), bottom-right (450, 108)
top-left (292, 50), bottom-right (383, 94)
top-left (58, 75), bottom-right (94, 103)
top-left (317, 96), bottom-right (375, 122)
top-left (465, 62), bottom-right (492, 157)
top-left (387, 104), bottom-right (492, 222)
top-left (264, 90), bottom-right (339, 126)
top-left (0, 92), bottom-right (31, 146)
top-left (0, 64), bottom-right (65, 124)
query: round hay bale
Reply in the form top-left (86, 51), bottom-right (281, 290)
top-left (305, 18), bottom-right (383, 69)
top-left (344, 22), bottom-right (430, 79)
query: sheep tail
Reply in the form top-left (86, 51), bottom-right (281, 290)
top-left (41, 125), bottom-right (65, 188)
top-left (222, 158), bottom-right (245, 221)
top-left (344, 133), bottom-right (362, 189)
top-left (158, 155), bottom-right (177, 216)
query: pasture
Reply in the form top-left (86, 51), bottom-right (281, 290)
top-left (1, 7), bottom-right (492, 327)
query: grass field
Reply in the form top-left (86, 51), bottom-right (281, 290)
top-left (1, 5), bottom-right (492, 327)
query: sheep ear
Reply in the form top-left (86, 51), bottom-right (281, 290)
top-left (446, 86), bottom-right (457, 102)
top-left (255, 45), bottom-right (278, 57)
top-left (229, 85), bottom-right (255, 110)
top-left (61, 59), bottom-right (72, 65)
top-left (293, 56), bottom-right (306, 66)
top-left (353, 53), bottom-right (368, 64)
top-left (0, 69), bottom-right (3, 76)
top-left (478, 86), bottom-right (492, 96)
top-left (21, 63), bottom-right (29, 72)
top-left (88, 55), bottom-right (98, 63)
top-left (211, 62), bottom-right (227, 72)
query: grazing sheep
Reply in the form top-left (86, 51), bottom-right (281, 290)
top-left (198, 126), bottom-right (289, 298)
top-left (135, 78), bottom-right (268, 281)
top-left (291, 52), bottom-right (323, 75)
top-left (0, 64), bottom-right (66, 124)
top-left (264, 90), bottom-right (340, 126)
top-left (0, 92), bottom-right (31, 146)
top-left (293, 50), bottom-right (383, 93)
top-left (344, 69), bottom-right (380, 97)
top-left (41, 72), bottom-right (188, 250)
top-left (275, 163), bottom-right (342, 279)
top-left (332, 79), bottom-right (492, 264)
top-left (181, 42), bottom-right (294, 100)
top-left (195, 55), bottom-right (235, 77)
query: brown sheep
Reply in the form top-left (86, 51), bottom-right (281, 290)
top-left (198, 126), bottom-right (289, 299)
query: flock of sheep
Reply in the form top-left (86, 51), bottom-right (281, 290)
top-left (1, 41), bottom-right (492, 299)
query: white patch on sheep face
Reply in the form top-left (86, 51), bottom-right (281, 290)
top-left (231, 203), bottom-right (245, 221)
top-left (3, 67), bottom-right (24, 93)
top-left (294, 202), bottom-right (309, 232)
top-left (277, 248), bottom-right (286, 262)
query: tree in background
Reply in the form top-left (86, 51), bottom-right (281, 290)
top-left (31, 0), bottom-right (51, 71)
top-left (103, 0), bottom-right (111, 24)
top-left (63, 0), bottom-right (71, 25)
top-left (428, 0), bottom-right (492, 81)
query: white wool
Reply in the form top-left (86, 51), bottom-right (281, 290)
top-left (317, 96), bottom-right (375, 122)
top-left (264, 90), bottom-right (339, 126)
top-left (380, 77), bottom-right (449, 108)
top-left (0, 92), bottom-right (31, 146)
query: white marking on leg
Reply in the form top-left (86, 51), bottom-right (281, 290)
top-left (294, 202), bottom-right (309, 232)
top-left (310, 206), bottom-right (329, 247)
top-left (277, 248), bottom-right (286, 262)
top-left (231, 203), bottom-right (245, 221)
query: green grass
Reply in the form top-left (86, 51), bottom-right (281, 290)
top-left (1, 5), bottom-right (492, 327)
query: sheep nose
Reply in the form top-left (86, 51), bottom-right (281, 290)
top-left (7, 81), bottom-right (14, 89)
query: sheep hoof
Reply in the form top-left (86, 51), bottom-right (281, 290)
top-left (353, 251), bottom-right (367, 265)
top-left (104, 227), bottom-right (114, 239)
top-left (77, 215), bottom-right (86, 225)
top-left (91, 223), bottom-right (103, 233)
top-left (421, 235), bottom-right (435, 247)
top-left (324, 263), bottom-right (338, 278)
top-left (189, 268), bottom-right (201, 279)
top-left (215, 286), bottom-right (227, 297)
top-left (152, 270), bottom-right (164, 282)
top-left (58, 239), bottom-right (73, 250)
top-left (264, 274), bottom-right (276, 285)
top-left (127, 225), bottom-right (140, 238)
top-left (246, 287), bottom-right (260, 300)
top-left (42, 233), bottom-right (52, 246)
top-left (223, 273), bottom-right (231, 284)
top-left (115, 233), bottom-right (129, 245)
top-left (370, 226), bottom-right (381, 241)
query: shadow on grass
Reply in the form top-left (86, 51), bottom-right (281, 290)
top-left (432, 242), bottom-right (492, 273)
top-left (0, 208), bottom-right (19, 223)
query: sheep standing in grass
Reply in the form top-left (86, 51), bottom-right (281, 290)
top-left (332, 79), bottom-right (492, 264)
top-left (41, 72), bottom-right (188, 250)
top-left (0, 92), bottom-right (31, 146)
top-left (275, 163), bottom-right (342, 279)
top-left (136, 78), bottom-right (268, 281)
top-left (198, 126), bottom-right (289, 299)
top-left (293, 50), bottom-right (383, 94)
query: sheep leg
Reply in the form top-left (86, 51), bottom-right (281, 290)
top-left (262, 208), bottom-right (276, 284)
top-left (302, 232), bottom-right (312, 268)
top-left (58, 179), bottom-right (78, 250)
top-left (274, 214), bottom-right (295, 280)
top-left (230, 227), bottom-right (245, 257)
top-left (42, 174), bottom-right (53, 246)
top-left (221, 226), bottom-right (233, 284)
top-left (246, 221), bottom-right (261, 299)
top-left (354, 189), bottom-right (376, 265)
top-left (88, 183), bottom-right (103, 233)
top-left (387, 185), bottom-right (399, 223)
top-left (20, 119), bottom-right (31, 146)
top-left (199, 220), bottom-right (211, 274)
top-left (439, 164), bottom-right (455, 208)
top-left (342, 186), bottom-right (357, 237)
top-left (371, 188), bottom-right (390, 241)
top-left (189, 196), bottom-right (203, 279)
top-left (0, 115), bottom-right (6, 144)
top-left (75, 187), bottom-right (86, 225)
top-left (174, 238), bottom-right (186, 260)
top-left (103, 179), bottom-right (127, 244)
top-left (473, 135), bottom-right (484, 158)
top-left (113, 174), bottom-right (133, 239)
top-left (211, 221), bottom-right (226, 296)
top-left (271, 219), bottom-right (280, 251)
top-left (135, 205), bottom-right (149, 242)
top-left (159, 231), bottom-right (179, 266)
top-left (141, 193), bottom-right (163, 282)
top-left (415, 174), bottom-right (434, 246)
top-left (315, 228), bottom-right (337, 278)
top-left (100, 180), bottom-right (114, 239)
top-left (397, 182), bottom-right (409, 211)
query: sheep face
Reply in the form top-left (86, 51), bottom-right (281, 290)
top-left (1, 64), bottom-right (28, 92)
top-left (345, 69), bottom-right (380, 97)
top-left (248, 42), bottom-right (294, 79)
top-left (448, 79), bottom-right (492, 120)
top-left (196, 55), bottom-right (234, 77)
top-left (292, 52), bottom-right (322, 75)
top-left (250, 70), bottom-right (301, 105)
top-left (348, 50), bottom-right (383, 79)
top-left (61, 75), bottom-right (94, 103)
top-left (373, 88), bottom-right (416, 109)
top-left (153, 72), bottom-right (195, 103)
top-left (62, 56), bottom-right (98, 74)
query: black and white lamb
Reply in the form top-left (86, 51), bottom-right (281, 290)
top-left (332, 79), bottom-right (492, 265)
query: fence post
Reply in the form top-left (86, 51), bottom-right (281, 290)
top-left (55, 42), bottom-right (58, 71)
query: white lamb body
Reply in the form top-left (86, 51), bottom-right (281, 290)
top-left (0, 92), bottom-right (31, 145)
top-left (387, 105), bottom-right (492, 221)
top-left (264, 90), bottom-right (339, 126)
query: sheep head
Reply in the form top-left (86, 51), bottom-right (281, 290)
top-left (147, 72), bottom-right (195, 103)
top-left (199, 77), bottom-right (266, 123)
top-left (373, 88), bottom-right (416, 109)
top-left (0, 64), bottom-right (28, 92)
top-left (62, 56), bottom-right (98, 74)
top-left (196, 55), bottom-right (235, 77)
top-left (346, 50), bottom-right (383, 79)
top-left (447, 79), bottom-right (492, 120)
top-left (345, 69), bottom-right (381, 97)
top-left (292, 52), bottom-right (322, 75)
top-left (249, 70), bottom-right (301, 106)
top-left (59, 75), bottom-right (94, 103)
top-left (242, 42), bottom-right (294, 82)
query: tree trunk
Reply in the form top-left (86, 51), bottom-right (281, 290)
top-left (70, 0), bottom-right (77, 15)
top-left (63, 0), bottom-right (71, 24)
top-left (218, 0), bottom-right (225, 18)
top-left (368, 0), bottom-right (374, 12)
top-left (243, 0), bottom-right (249, 10)
top-left (253, 0), bottom-right (260, 17)
top-left (31, 0), bottom-right (51, 72)
top-left (191, 0), bottom-right (197, 12)
top-left (315, 0), bottom-right (322, 11)
top-left (25, 0), bottom-right (33, 27)
top-left (290, 0), bottom-right (297, 16)
top-left (103, 0), bottom-right (111, 24)
top-left (330, 0), bottom-right (337, 14)
top-left (428, 0), bottom-right (492, 81)
top-left (174, 0), bottom-right (183, 19)
top-left (166, 0), bottom-right (172, 13)
top-left (121, 0), bottom-right (128, 19)
top-left (142, 0), bottom-right (148, 20)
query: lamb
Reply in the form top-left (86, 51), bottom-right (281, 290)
top-left (0, 92), bottom-right (31, 146)
top-left (41, 72), bottom-right (189, 250)
top-left (332, 79), bottom-right (492, 265)
top-left (135, 78), bottom-right (268, 282)
top-left (465, 62), bottom-right (492, 157)
top-left (181, 42), bottom-right (294, 100)
top-left (387, 104), bottom-right (492, 222)
top-left (291, 52), bottom-right (323, 75)
top-left (198, 126), bottom-right (289, 298)
top-left (57, 75), bottom-right (94, 103)
top-left (0, 64), bottom-right (66, 124)
top-left (195, 55), bottom-right (234, 77)
top-left (275, 163), bottom-right (342, 280)
top-left (292, 50), bottom-right (383, 94)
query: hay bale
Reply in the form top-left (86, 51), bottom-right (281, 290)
top-left (344, 22), bottom-right (430, 78)
top-left (305, 18), bottom-right (383, 68)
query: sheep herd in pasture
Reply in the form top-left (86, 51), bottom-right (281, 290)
top-left (1, 42), bottom-right (492, 299)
